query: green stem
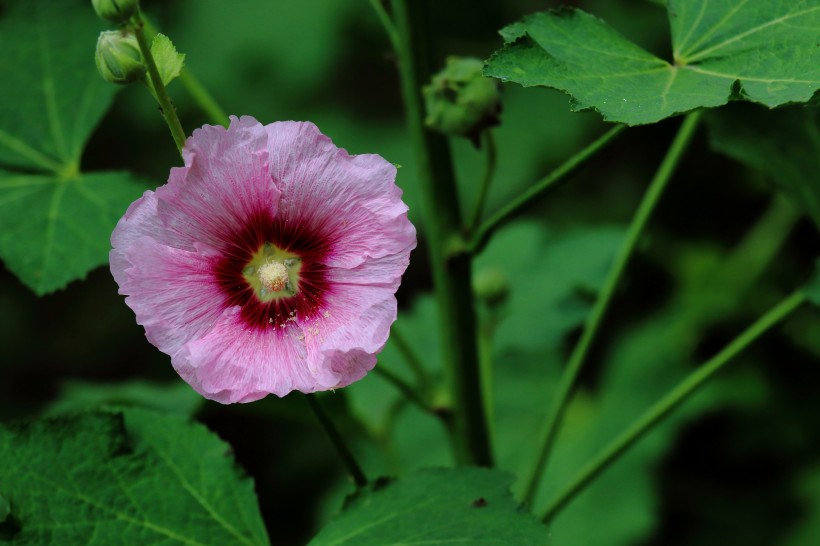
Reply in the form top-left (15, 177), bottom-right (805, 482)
top-left (391, 0), bottom-right (492, 466)
top-left (470, 124), bottom-right (625, 254)
top-left (716, 194), bottom-right (798, 297)
top-left (178, 70), bottom-right (230, 127)
top-left (372, 365), bottom-right (432, 413)
top-left (140, 16), bottom-right (229, 127)
top-left (477, 318), bottom-right (496, 451)
top-left (521, 111), bottom-right (702, 506)
top-left (305, 394), bottom-right (368, 488)
top-left (540, 290), bottom-right (806, 522)
top-left (132, 11), bottom-right (187, 155)
top-left (469, 131), bottom-right (498, 233)
top-left (367, 0), bottom-right (400, 52)
top-left (390, 323), bottom-right (432, 392)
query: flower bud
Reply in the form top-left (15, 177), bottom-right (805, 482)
top-left (473, 266), bottom-right (510, 309)
top-left (423, 57), bottom-right (501, 146)
top-left (91, 0), bottom-right (139, 24)
top-left (95, 30), bottom-right (146, 85)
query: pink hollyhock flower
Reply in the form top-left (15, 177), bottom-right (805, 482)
top-left (111, 116), bottom-right (416, 403)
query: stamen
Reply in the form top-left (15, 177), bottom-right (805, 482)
top-left (258, 260), bottom-right (289, 292)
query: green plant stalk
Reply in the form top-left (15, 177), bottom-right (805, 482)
top-left (540, 290), bottom-right (806, 522)
top-left (389, 323), bottom-right (432, 393)
top-left (305, 394), bottom-right (368, 488)
top-left (477, 318), bottom-right (496, 451)
top-left (178, 70), bottom-right (230, 128)
top-left (367, 0), bottom-right (400, 52)
top-left (391, 0), bottom-right (492, 466)
top-left (372, 365), bottom-right (432, 413)
top-left (469, 130), bottom-right (498, 233)
top-left (521, 111), bottom-right (702, 506)
top-left (470, 124), bottom-right (625, 254)
top-left (132, 11), bottom-right (187, 155)
top-left (140, 16), bottom-right (229, 127)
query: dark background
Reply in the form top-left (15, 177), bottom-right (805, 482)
top-left (1, 1), bottom-right (819, 544)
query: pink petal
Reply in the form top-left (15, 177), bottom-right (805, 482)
top-left (111, 116), bottom-right (416, 403)
top-left (263, 122), bottom-right (416, 270)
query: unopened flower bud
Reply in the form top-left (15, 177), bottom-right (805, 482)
top-left (473, 267), bottom-right (510, 309)
top-left (95, 30), bottom-right (146, 85)
top-left (91, 0), bottom-right (139, 24)
top-left (423, 57), bottom-right (501, 146)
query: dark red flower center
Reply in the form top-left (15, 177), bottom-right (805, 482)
top-left (213, 207), bottom-right (332, 332)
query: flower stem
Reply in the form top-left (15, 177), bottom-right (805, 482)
top-left (372, 365), bottom-right (432, 413)
top-left (131, 11), bottom-right (186, 155)
top-left (521, 111), bottom-right (702, 506)
top-left (469, 124), bottom-right (625, 254)
top-left (389, 323), bottom-right (432, 392)
top-left (477, 319), bottom-right (496, 450)
top-left (391, 0), bottom-right (492, 466)
top-left (305, 394), bottom-right (368, 488)
top-left (540, 290), bottom-right (806, 522)
top-left (469, 130), bottom-right (498, 233)
top-left (177, 70), bottom-right (230, 128)
top-left (140, 16), bottom-right (229, 128)
top-left (367, 0), bottom-right (400, 52)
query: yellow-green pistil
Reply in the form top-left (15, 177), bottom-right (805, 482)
top-left (243, 242), bottom-right (302, 301)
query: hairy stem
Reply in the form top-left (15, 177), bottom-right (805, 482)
top-left (140, 16), bottom-right (229, 127)
top-left (391, 0), bottom-right (492, 466)
top-left (132, 11), bottom-right (187, 154)
top-left (521, 111), bottom-right (702, 505)
top-left (540, 290), bottom-right (806, 522)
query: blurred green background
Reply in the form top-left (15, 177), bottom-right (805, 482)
top-left (1, 0), bottom-right (819, 544)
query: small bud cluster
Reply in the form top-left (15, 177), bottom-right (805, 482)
top-left (423, 57), bottom-right (502, 146)
top-left (95, 30), bottom-right (145, 84)
top-left (92, 0), bottom-right (144, 85)
top-left (473, 267), bottom-right (510, 309)
top-left (92, 0), bottom-right (139, 24)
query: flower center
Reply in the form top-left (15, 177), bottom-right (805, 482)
top-left (242, 242), bottom-right (302, 301)
top-left (258, 261), bottom-right (288, 292)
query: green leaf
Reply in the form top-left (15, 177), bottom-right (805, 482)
top-left (0, 409), bottom-right (269, 546)
top-left (46, 380), bottom-right (204, 417)
top-left (309, 468), bottom-right (547, 546)
top-left (150, 33), bottom-right (186, 88)
top-left (706, 104), bottom-right (820, 230)
top-left (0, 0), bottom-right (148, 294)
top-left (0, 0), bottom-right (116, 171)
top-left (485, 1), bottom-right (820, 125)
top-left (0, 171), bottom-right (147, 295)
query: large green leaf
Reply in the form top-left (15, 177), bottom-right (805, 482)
top-left (0, 409), bottom-right (269, 546)
top-left (0, 171), bottom-right (147, 295)
top-left (706, 104), bottom-right (820, 230)
top-left (485, 1), bottom-right (820, 125)
top-left (46, 380), bottom-right (204, 417)
top-left (309, 468), bottom-right (547, 545)
top-left (0, 0), bottom-right (115, 171)
top-left (0, 0), bottom-right (148, 294)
